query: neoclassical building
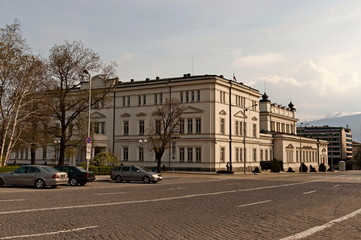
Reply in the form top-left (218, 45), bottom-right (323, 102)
top-left (11, 74), bottom-right (328, 172)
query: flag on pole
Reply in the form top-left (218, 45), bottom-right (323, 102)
top-left (233, 73), bottom-right (237, 82)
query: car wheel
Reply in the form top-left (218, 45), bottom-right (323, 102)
top-left (34, 179), bottom-right (46, 189)
top-left (69, 178), bottom-right (78, 186)
top-left (143, 176), bottom-right (150, 184)
top-left (115, 175), bottom-right (122, 183)
top-left (0, 178), bottom-right (4, 187)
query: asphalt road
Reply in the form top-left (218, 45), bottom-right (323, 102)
top-left (0, 171), bottom-right (361, 240)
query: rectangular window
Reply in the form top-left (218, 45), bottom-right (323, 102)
top-left (265, 150), bottom-right (268, 161)
top-left (240, 148), bottom-right (243, 162)
top-left (186, 91), bottom-right (189, 102)
top-left (195, 118), bottom-right (201, 134)
top-left (155, 120), bottom-right (161, 134)
top-left (127, 96), bottom-right (130, 106)
top-left (139, 120), bottom-right (144, 135)
top-left (138, 95), bottom-right (141, 105)
top-left (154, 93), bottom-right (158, 105)
top-left (253, 149), bottom-right (257, 162)
top-left (123, 121), bottom-right (129, 136)
top-left (253, 124), bottom-right (257, 137)
top-left (196, 147), bottom-right (201, 162)
top-left (197, 90), bottom-right (200, 102)
top-left (179, 147), bottom-right (185, 162)
top-left (187, 148), bottom-right (193, 162)
top-left (220, 119), bottom-right (225, 134)
top-left (235, 147), bottom-right (239, 162)
top-left (187, 118), bottom-right (193, 134)
top-left (260, 149), bottom-right (263, 161)
top-left (159, 93), bottom-right (163, 104)
top-left (42, 146), bottom-right (47, 160)
top-left (191, 90), bottom-right (195, 102)
top-left (138, 147), bottom-right (144, 161)
top-left (179, 118), bottom-right (184, 134)
top-left (123, 147), bottom-right (129, 161)
top-left (180, 91), bottom-right (184, 102)
top-left (220, 147), bottom-right (225, 162)
top-left (92, 122), bottom-right (105, 134)
top-left (143, 95), bottom-right (146, 105)
top-left (122, 96), bottom-right (126, 107)
top-left (235, 121), bottom-right (239, 136)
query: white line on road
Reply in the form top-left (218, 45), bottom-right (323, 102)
top-left (0, 226), bottom-right (98, 239)
top-left (303, 190), bottom-right (316, 195)
top-left (165, 187), bottom-right (186, 191)
top-left (280, 207), bottom-right (361, 240)
top-left (238, 200), bottom-right (271, 208)
top-left (0, 180), bottom-right (319, 216)
top-left (0, 199), bottom-right (25, 202)
top-left (94, 192), bottom-right (126, 196)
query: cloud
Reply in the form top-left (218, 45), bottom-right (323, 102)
top-left (233, 53), bottom-right (287, 67)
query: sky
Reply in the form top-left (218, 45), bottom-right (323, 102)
top-left (1, 0), bottom-right (361, 121)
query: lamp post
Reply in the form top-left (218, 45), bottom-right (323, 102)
top-left (84, 70), bottom-right (92, 172)
top-left (242, 104), bottom-right (257, 174)
top-left (138, 139), bottom-right (147, 167)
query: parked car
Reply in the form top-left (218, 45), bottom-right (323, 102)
top-left (0, 165), bottom-right (68, 189)
top-left (54, 166), bottom-right (95, 186)
top-left (111, 165), bottom-right (162, 183)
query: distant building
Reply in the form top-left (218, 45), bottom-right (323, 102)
top-left (11, 74), bottom-right (328, 172)
top-left (297, 126), bottom-right (352, 169)
top-left (352, 141), bottom-right (361, 170)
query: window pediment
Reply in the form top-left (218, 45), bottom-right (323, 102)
top-left (219, 110), bottom-right (227, 116)
top-left (90, 111), bottom-right (106, 118)
top-left (183, 106), bottom-right (204, 114)
top-left (121, 113), bottom-right (131, 118)
top-left (136, 112), bottom-right (147, 117)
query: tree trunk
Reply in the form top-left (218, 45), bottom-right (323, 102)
top-left (30, 144), bottom-right (36, 165)
top-left (58, 137), bottom-right (66, 165)
top-left (156, 150), bottom-right (164, 173)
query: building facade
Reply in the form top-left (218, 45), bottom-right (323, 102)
top-left (11, 74), bottom-right (328, 172)
top-left (298, 126), bottom-right (352, 169)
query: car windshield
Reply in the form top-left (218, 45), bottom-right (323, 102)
top-left (41, 166), bottom-right (58, 172)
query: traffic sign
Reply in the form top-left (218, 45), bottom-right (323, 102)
top-left (86, 137), bottom-right (92, 144)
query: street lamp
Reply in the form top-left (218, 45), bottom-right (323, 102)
top-left (84, 69), bottom-right (92, 171)
top-left (242, 104), bottom-right (257, 174)
top-left (139, 139), bottom-right (147, 166)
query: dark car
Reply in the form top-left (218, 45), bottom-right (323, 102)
top-left (110, 165), bottom-right (162, 183)
top-left (54, 166), bottom-right (95, 186)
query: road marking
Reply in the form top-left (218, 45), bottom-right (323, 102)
top-left (94, 192), bottom-right (126, 196)
top-left (226, 183), bottom-right (243, 185)
top-left (165, 187), bottom-right (186, 191)
top-left (0, 226), bottom-right (98, 239)
top-left (303, 190), bottom-right (316, 195)
top-left (238, 200), bottom-right (271, 208)
top-left (0, 180), bottom-right (319, 216)
top-left (0, 199), bottom-right (25, 202)
top-left (280, 207), bottom-right (361, 240)
top-left (332, 184), bottom-right (340, 187)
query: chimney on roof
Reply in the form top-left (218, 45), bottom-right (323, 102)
top-left (156, 76), bottom-right (160, 80)
top-left (131, 79), bottom-right (134, 82)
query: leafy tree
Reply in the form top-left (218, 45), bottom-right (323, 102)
top-left (92, 152), bottom-right (118, 167)
top-left (271, 159), bottom-right (281, 172)
top-left (148, 99), bottom-right (184, 173)
top-left (45, 40), bottom-right (117, 165)
top-left (0, 20), bottom-right (47, 166)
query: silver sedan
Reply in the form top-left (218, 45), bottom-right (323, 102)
top-left (0, 165), bottom-right (68, 189)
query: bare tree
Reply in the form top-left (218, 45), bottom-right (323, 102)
top-left (46, 40), bottom-right (117, 165)
top-left (0, 20), bottom-right (47, 166)
top-left (148, 99), bottom-right (184, 173)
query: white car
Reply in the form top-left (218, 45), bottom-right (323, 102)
top-left (0, 165), bottom-right (68, 189)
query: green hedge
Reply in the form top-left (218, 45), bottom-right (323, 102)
top-left (89, 166), bottom-right (113, 175)
top-left (0, 166), bottom-right (19, 173)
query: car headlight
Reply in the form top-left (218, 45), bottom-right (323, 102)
top-left (152, 174), bottom-right (159, 178)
